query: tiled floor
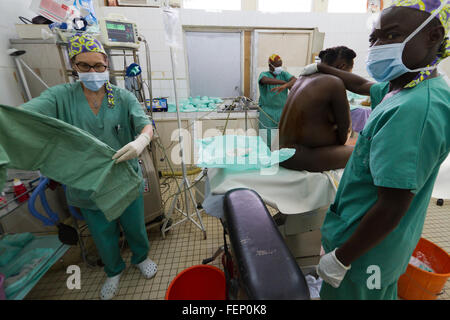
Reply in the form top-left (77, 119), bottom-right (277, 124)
top-left (25, 174), bottom-right (450, 300)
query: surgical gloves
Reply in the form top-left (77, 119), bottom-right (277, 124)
top-left (299, 63), bottom-right (318, 76)
top-left (112, 133), bottom-right (151, 164)
top-left (316, 248), bottom-right (351, 288)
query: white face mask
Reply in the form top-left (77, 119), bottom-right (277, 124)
top-left (270, 63), bottom-right (283, 75)
top-left (366, 1), bottom-right (445, 82)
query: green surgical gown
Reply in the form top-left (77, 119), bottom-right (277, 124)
top-left (20, 82), bottom-right (151, 213)
top-left (320, 76), bottom-right (450, 299)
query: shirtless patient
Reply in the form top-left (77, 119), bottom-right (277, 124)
top-left (278, 46), bottom-right (356, 172)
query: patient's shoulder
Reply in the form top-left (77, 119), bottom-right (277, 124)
top-left (319, 73), bottom-right (346, 88)
top-left (301, 73), bottom-right (345, 89)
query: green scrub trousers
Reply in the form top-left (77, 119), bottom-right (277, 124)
top-left (320, 76), bottom-right (450, 300)
top-left (258, 70), bottom-right (293, 148)
top-left (81, 194), bottom-right (149, 277)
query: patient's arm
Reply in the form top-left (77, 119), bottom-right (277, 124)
top-left (317, 63), bottom-right (374, 96)
top-left (329, 78), bottom-right (352, 145)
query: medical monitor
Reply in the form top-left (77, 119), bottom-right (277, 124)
top-left (100, 17), bottom-right (140, 49)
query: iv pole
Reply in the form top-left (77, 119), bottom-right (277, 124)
top-left (160, 8), bottom-right (206, 239)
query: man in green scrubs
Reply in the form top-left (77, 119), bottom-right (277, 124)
top-left (20, 33), bottom-right (157, 300)
top-left (258, 54), bottom-right (296, 148)
top-left (300, 0), bottom-right (449, 299)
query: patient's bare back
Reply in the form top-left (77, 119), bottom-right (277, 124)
top-left (278, 73), bottom-right (354, 172)
top-left (279, 73), bottom-right (345, 148)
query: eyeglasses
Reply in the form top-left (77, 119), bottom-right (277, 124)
top-left (75, 62), bottom-right (108, 72)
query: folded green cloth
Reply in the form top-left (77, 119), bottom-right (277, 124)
top-left (2, 247), bottom-right (55, 298)
top-left (0, 233), bottom-right (35, 267)
top-left (174, 96), bottom-right (223, 112)
top-left (0, 104), bottom-right (142, 222)
top-left (0, 243), bottom-right (21, 267)
top-left (1, 233), bottom-right (35, 248)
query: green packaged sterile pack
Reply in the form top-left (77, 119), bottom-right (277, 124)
top-left (168, 96), bottom-right (224, 113)
top-left (2, 247), bottom-right (55, 298)
top-left (0, 243), bottom-right (21, 267)
top-left (195, 135), bottom-right (295, 170)
top-left (0, 233), bottom-right (35, 267)
top-left (1, 233), bottom-right (34, 248)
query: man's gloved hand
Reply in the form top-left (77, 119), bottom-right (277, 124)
top-left (316, 248), bottom-right (351, 288)
top-left (112, 133), bottom-right (151, 164)
top-left (299, 63), bottom-right (319, 76)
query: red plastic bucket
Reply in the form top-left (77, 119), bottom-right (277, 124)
top-left (398, 238), bottom-right (450, 300)
top-left (165, 265), bottom-right (226, 300)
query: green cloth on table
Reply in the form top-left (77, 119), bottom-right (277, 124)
top-left (196, 134), bottom-right (295, 170)
top-left (346, 90), bottom-right (366, 102)
top-left (320, 76), bottom-right (450, 298)
top-left (347, 90), bottom-right (370, 110)
top-left (0, 104), bottom-right (142, 222)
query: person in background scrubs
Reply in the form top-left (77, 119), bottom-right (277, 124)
top-left (20, 33), bottom-right (157, 300)
top-left (258, 54), bottom-right (296, 148)
top-left (301, 0), bottom-right (449, 299)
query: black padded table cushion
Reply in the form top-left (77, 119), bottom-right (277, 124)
top-left (223, 188), bottom-right (310, 300)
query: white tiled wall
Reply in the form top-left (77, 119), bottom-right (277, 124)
top-left (99, 6), bottom-right (373, 104)
top-left (1, 1), bottom-right (448, 106)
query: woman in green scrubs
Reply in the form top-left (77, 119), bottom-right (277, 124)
top-left (258, 54), bottom-right (296, 148)
top-left (301, 0), bottom-right (450, 299)
top-left (21, 33), bottom-right (157, 300)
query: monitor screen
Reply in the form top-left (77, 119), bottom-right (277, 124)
top-left (105, 20), bottom-right (135, 43)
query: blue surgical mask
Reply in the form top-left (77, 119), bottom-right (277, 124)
top-left (366, 2), bottom-right (444, 83)
top-left (78, 71), bottom-right (109, 91)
